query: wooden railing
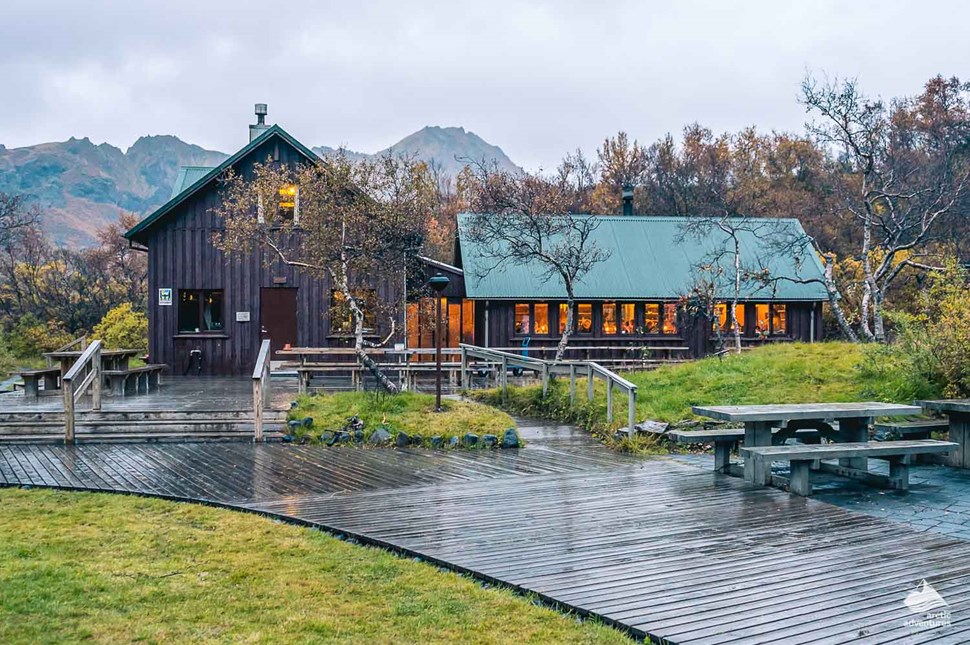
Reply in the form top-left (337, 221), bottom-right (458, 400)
top-left (459, 343), bottom-right (639, 433)
top-left (62, 340), bottom-right (102, 444)
top-left (46, 335), bottom-right (88, 367)
top-left (252, 339), bottom-right (272, 442)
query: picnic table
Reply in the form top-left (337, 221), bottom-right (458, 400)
top-left (43, 348), bottom-right (141, 376)
top-left (692, 402), bottom-right (923, 483)
top-left (917, 399), bottom-right (970, 468)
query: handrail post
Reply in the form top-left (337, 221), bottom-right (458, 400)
top-left (587, 365), bottom-right (594, 402)
top-left (628, 387), bottom-right (637, 435)
top-left (252, 339), bottom-right (271, 443)
top-left (541, 363), bottom-right (549, 397)
top-left (606, 379), bottom-right (614, 423)
top-left (460, 345), bottom-right (468, 391)
top-left (63, 378), bottom-right (75, 444)
top-left (91, 342), bottom-right (102, 411)
top-left (569, 364), bottom-right (576, 404)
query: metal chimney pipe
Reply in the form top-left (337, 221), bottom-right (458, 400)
top-left (250, 103), bottom-right (270, 142)
top-left (622, 184), bottom-right (634, 216)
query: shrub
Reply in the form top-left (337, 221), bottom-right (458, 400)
top-left (6, 315), bottom-right (73, 359)
top-left (92, 304), bottom-right (148, 352)
top-left (860, 259), bottom-right (970, 399)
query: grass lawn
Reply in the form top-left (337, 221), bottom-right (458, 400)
top-left (470, 342), bottom-right (913, 447)
top-left (290, 390), bottom-right (517, 444)
top-left (0, 488), bottom-right (629, 644)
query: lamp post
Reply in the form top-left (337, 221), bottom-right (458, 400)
top-left (428, 272), bottom-right (450, 412)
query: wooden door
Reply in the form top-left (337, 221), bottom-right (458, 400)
top-left (260, 288), bottom-right (298, 358)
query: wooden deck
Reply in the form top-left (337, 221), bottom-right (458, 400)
top-left (2, 419), bottom-right (969, 643)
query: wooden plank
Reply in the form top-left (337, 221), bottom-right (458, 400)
top-left (693, 401), bottom-right (923, 422)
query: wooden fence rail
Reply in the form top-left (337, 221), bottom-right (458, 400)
top-left (62, 339), bottom-right (102, 444)
top-left (459, 343), bottom-right (639, 433)
top-left (251, 339), bottom-right (272, 442)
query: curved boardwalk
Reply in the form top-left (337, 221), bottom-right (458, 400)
top-left (2, 420), bottom-right (969, 644)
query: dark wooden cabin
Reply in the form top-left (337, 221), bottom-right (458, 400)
top-left (125, 109), bottom-right (409, 375)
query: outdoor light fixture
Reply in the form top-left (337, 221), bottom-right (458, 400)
top-left (428, 272), bottom-right (450, 412)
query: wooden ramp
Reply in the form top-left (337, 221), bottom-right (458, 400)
top-left (1, 420), bottom-right (969, 643)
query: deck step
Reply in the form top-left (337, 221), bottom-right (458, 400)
top-left (0, 430), bottom-right (284, 444)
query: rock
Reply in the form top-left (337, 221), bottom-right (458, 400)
top-left (335, 431), bottom-right (351, 443)
top-left (613, 431), bottom-right (627, 442)
top-left (482, 434), bottom-right (498, 448)
top-left (345, 415), bottom-right (364, 433)
top-left (287, 420), bottom-right (301, 430)
top-left (281, 434), bottom-right (295, 443)
top-left (410, 435), bottom-right (424, 447)
top-left (463, 433), bottom-right (479, 447)
top-left (289, 401), bottom-right (299, 409)
top-left (299, 435), bottom-right (310, 445)
top-left (369, 427), bottom-right (392, 445)
top-left (430, 436), bottom-right (443, 449)
top-left (500, 428), bottom-right (520, 449)
top-left (635, 420), bottom-right (669, 435)
top-left (321, 431), bottom-right (334, 444)
top-left (302, 417), bottom-right (314, 428)
top-left (448, 436), bottom-right (460, 448)
top-left (353, 429), bottom-right (364, 444)
top-left (395, 431), bottom-right (411, 448)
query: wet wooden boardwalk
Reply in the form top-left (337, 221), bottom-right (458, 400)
top-left (2, 419), bottom-right (969, 643)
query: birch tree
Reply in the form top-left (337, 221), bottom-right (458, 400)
top-left (214, 153), bottom-right (434, 392)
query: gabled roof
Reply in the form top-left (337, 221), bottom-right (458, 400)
top-left (170, 166), bottom-right (216, 199)
top-left (126, 125), bottom-right (320, 244)
top-left (456, 213), bottom-right (828, 301)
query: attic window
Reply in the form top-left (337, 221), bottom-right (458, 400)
top-left (279, 184), bottom-right (299, 221)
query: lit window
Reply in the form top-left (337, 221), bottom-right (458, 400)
top-left (621, 303), bottom-right (636, 334)
top-left (644, 304), bottom-right (660, 334)
top-left (559, 303), bottom-right (570, 334)
top-left (714, 303), bottom-right (746, 332)
top-left (662, 303), bottom-right (678, 334)
top-left (514, 303), bottom-right (531, 334)
top-left (461, 300), bottom-right (475, 344)
top-left (534, 303), bottom-right (549, 335)
top-left (771, 304), bottom-right (787, 335)
top-left (178, 290), bottom-right (224, 333)
top-left (331, 290), bottom-right (377, 334)
top-left (755, 304), bottom-right (770, 335)
top-left (279, 184), bottom-right (299, 221)
top-left (602, 302), bottom-right (617, 335)
top-left (577, 303), bottom-right (593, 334)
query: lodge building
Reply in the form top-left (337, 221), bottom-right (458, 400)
top-left (125, 107), bottom-right (828, 375)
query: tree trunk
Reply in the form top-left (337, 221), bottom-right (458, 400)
top-left (336, 260), bottom-right (399, 394)
top-left (821, 254), bottom-right (859, 343)
top-left (872, 288), bottom-right (886, 343)
top-left (554, 298), bottom-right (574, 362)
top-left (731, 240), bottom-right (742, 354)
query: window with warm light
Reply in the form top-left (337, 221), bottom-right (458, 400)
top-left (714, 303), bottom-right (746, 333)
top-left (534, 303), bottom-right (549, 334)
top-left (461, 299), bottom-right (475, 344)
top-left (577, 303), bottom-right (593, 334)
top-left (620, 303), bottom-right (636, 334)
top-left (514, 303), bottom-right (531, 334)
top-left (755, 303), bottom-right (770, 335)
top-left (279, 184), bottom-right (299, 221)
top-left (644, 303), bottom-right (660, 334)
top-left (331, 290), bottom-right (377, 334)
top-left (662, 303), bottom-right (678, 334)
top-left (602, 302), bottom-right (617, 335)
top-left (771, 304), bottom-right (787, 335)
top-left (559, 303), bottom-right (570, 334)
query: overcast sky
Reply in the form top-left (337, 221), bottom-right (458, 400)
top-left (2, 1), bottom-right (968, 170)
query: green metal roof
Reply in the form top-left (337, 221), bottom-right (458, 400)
top-left (126, 125), bottom-right (320, 244)
top-left (169, 166), bottom-right (216, 199)
top-left (456, 213), bottom-right (828, 301)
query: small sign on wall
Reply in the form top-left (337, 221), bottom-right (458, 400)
top-left (236, 311), bottom-right (251, 322)
top-left (158, 288), bottom-right (173, 306)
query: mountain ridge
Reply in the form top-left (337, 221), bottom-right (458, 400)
top-left (0, 125), bottom-right (519, 246)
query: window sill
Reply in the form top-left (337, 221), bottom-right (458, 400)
top-left (173, 333), bottom-right (229, 340)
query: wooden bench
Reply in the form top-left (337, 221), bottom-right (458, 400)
top-left (874, 419), bottom-right (949, 440)
top-left (667, 427), bottom-right (822, 474)
top-left (18, 367), bottom-right (62, 398)
top-left (741, 440), bottom-right (958, 496)
top-left (103, 364), bottom-right (166, 396)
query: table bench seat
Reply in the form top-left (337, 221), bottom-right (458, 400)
top-left (18, 367), bottom-right (62, 398)
top-left (741, 439), bottom-right (958, 496)
top-left (103, 364), bottom-right (166, 396)
top-left (659, 427), bottom-right (822, 473)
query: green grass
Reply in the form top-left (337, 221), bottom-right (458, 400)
top-left (290, 390), bottom-right (517, 444)
top-left (0, 488), bottom-right (629, 644)
top-left (471, 342), bottom-right (909, 449)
